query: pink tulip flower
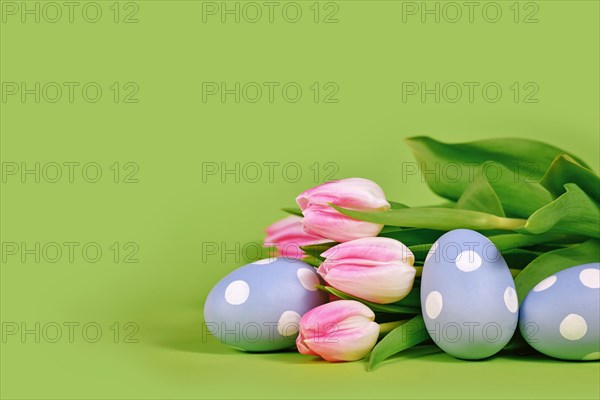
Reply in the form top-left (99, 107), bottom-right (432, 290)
top-left (318, 237), bottom-right (416, 304)
top-left (264, 216), bottom-right (329, 259)
top-left (296, 178), bottom-right (391, 243)
top-left (296, 300), bottom-right (379, 362)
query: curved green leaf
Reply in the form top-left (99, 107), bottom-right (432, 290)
top-left (368, 315), bottom-right (428, 370)
top-left (455, 169), bottom-right (505, 217)
top-left (406, 136), bottom-right (589, 179)
top-left (517, 184), bottom-right (600, 239)
top-left (514, 239), bottom-right (600, 303)
top-left (484, 162), bottom-right (553, 217)
top-left (405, 137), bottom-right (580, 217)
top-left (540, 154), bottom-right (600, 201)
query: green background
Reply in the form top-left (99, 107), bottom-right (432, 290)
top-left (1, 1), bottom-right (599, 398)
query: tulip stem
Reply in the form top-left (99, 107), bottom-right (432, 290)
top-left (332, 205), bottom-right (528, 232)
top-left (414, 267), bottom-right (422, 277)
top-left (379, 320), bottom-right (408, 336)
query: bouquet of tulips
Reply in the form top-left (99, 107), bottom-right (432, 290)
top-left (206, 137), bottom-right (600, 369)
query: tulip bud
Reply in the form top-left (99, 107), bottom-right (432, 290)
top-left (296, 300), bottom-right (379, 362)
top-left (296, 178), bottom-right (391, 243)
top-left (264, 216), bottom-right (329, 259)
top-left (318, 237), bottom-right (416, 304)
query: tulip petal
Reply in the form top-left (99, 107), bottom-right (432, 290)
top-left (301, 321), bottom-right (380, 362)
top-left (264, 216), bottom-right (328, 258)
top-left (302, 205), bottom-right (384, 242)
top-left (296, 178), bottom-right (390, 211)
top-left (296, 331), bottom-right (319, 356)
top-left (299, 300), bottom-right (375, 331)
top-left (321, 237), bottom-right (414, 265)
top-left (296, 178), bottom-right (390, 243)
top-left (319, 262), bottom-right (416, 304)
top-left (297, 301), bottom-right (380, 362)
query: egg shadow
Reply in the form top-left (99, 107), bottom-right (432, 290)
top-left (368, 346), bottom-right (553, 369)
top-left (154, 314), bottom-right (304, 357)
top-left (260, 352), bottom-right (350, 366)
top-left (148, 302), bottom-right (233, 355)
top-left (156, 325), bottom-right (233, 355)
top-left (501, 350), bottom-right (588, 363)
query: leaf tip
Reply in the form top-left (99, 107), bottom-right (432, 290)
top-left (366, 356), bottom-right (376, 372)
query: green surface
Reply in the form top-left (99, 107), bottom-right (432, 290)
top-left (1, 1), bottom-right (599, 399)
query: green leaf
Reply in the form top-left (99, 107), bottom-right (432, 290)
top-left (408, 243), bottom-right (433, 261)
top-left (421, 201), bottom-right (457, 208)
top-left (389, 201), bottom-right (409, 209)
top-left (249, 246), bottom-right (277, 263)
top-left (301, 255), bottom-right (322, 267)
top-left (368, 315), bottom-right (429, 370)
top-left (379, 225), bottom-right (405, 234)
top-left (281, 207), bottom-right (303, 217)
top-left (540, 154), bottom-right (600, 202)
top-left (332, 205), bottom-right (526, 231)
top-left (390, 286), bottom-right (421, 308)
top-left (455, 169), bottom-right (505, 217)
top-left (501, 249), bottom-right (542, 269)
top-left (483, 162), bottom-right (553, 218)
top-left (379, 228), bottom-right (445, 246)
top-left (315, 285), bottom-right (421, 314)
top-left (488, 233), bottom-right (580, 251)
top-left (406, 135), bottom-right (589, 180)
top-left (405, 137), bottom-right (582, 217)
top-left (299, 242), bottom-right (337, 260)
top-left (514, 239), bottom-right (600, 303)
top-left (517, 184), bottom-right (600, 239)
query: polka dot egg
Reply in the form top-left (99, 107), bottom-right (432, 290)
top-left (203, 258), bottom-right (328, 352)
top-left (421, 229), bottom-right (518, 359)
top-left (519, 263), bottom-right (600, 361)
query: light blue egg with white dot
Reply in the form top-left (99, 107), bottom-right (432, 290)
top-left (203, 257), bottom-right (328, 352)
top-left (421, 229), bottom-right (518, 360)
top-left (519, 263), bottom-right (600, 361)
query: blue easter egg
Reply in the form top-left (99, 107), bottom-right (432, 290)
top-left (204, 257), bottom-right (328, 352)
top-left (519, 263), bottom-right (600, 361)
top-left (421, 229), bottom-right (518, 359)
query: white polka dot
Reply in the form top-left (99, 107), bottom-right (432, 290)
top-left (425, 291), bottom-right (443, 319)
top-left (533, 275), bottom-right (557, 292)
top-left (559, 314), bottom-right (588, 341)
top-left (455, 250), bottom-right (482, 272)
top-left (224, 280), bottom-right (250, 305)
top-left (425, 242), bottom-right (438, 262)
top-left (503, 287), bottom-right (518, 313)
top-left (579, 268), bottom-right (600, 289)
top-left (253, 258), bottom-right (276, 265)
top-left (277, 311), bottom-right (301, 336)
top-left (582, 352), bottom-right (600, 361)
top-left (297, 268), bottom-right (319, 291)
